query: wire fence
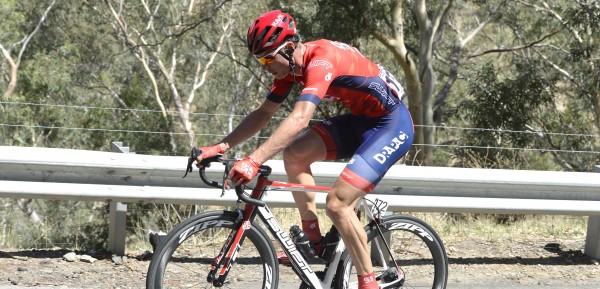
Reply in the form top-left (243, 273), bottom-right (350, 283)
top-left (1, 100), bottom-right (598, 250)
top-left (1, 101), bottom-right (599, 156)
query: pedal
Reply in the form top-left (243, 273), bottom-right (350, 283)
top-left (377, 268), bottom-right (404, 289)
top-left (378, 278), bottom-right (404, 289)
top-left (149, 230), bottom-right (167, 252)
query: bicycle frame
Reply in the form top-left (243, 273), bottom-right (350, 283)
top-left (208, 168), bottom-right (392, 289)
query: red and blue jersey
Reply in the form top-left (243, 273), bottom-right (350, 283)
top-left (266, 39), bottom-right (404, 117)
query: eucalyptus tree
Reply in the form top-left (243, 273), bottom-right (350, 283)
top-left (0, 0), bottom-right (58, 103)
top-left (279, 0), bottom-right (510, 165)
top-left (516, 0), bottom-right (598, 170)
top-left (453, 0), bottom-right (599, 171)
top-left (99, 0), bottom-right (241, 149)
top-left (283, 0), bottom-right (598, 170)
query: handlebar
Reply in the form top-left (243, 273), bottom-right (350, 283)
top-left (183, 148), bottom-right (271, 207)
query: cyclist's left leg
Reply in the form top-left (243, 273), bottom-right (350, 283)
top-left (283, 129), bottom-right (327, 227)
top-left (279, 114), bottom-right (360, 265)
top-left (277, 130), bottom-right (328, 265)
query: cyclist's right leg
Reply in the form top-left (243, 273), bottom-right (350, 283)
top-left (146, 210), bottom-right (279, 289)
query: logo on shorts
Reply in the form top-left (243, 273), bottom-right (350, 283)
top-left (373, 131), bottom-right (409, 164)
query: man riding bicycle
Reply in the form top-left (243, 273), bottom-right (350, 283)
top-left (195, 10), bottom-right (414, 289)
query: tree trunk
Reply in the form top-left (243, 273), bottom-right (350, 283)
top-left (0, 0), bottom-right (57, 101)
top-left (0, 45), bottom-right (17, 101)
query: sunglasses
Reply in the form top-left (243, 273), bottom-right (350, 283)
top-left (256, 44), bottom-right (287, 66)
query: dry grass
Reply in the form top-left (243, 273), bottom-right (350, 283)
top-left (411, 212), bottom-right (588, 243)
top-left (265, 209), bottom-right (588, 245)
top-left (1, 203), bottom-right (589, 251)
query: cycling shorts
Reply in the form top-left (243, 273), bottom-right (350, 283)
top-left (310, 102), bottom-right (414, 193)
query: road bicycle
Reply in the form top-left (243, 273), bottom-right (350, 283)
top-left (146, 150), bottom-right (448, 288)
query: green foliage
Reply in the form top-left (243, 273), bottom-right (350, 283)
top-left (1, 0), bottom-right (599, 250)
top-left (456, 61), bottom-right (553, 168)
top-left (289, 1), bottom-right (386, 45)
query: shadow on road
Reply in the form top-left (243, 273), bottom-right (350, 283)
top-left (449, 242), bottom-right (596, 266)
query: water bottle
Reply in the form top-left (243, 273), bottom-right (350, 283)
top-left (289, 225), bottom-right (316, 259)
top-left (318, 225), bottom-right (341, 262)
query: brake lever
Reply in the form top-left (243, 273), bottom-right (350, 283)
top-left (221, 178), bottom-right (229, 197)
top-left (183, 147), bottom-right (202, 178)
top-left (221, 160), bottom-right (233, 197)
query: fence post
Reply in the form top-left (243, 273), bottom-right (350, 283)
top-left (585, 165), bottom-right (600, 260)
top-left (107, 142), bottom-right (129, 256)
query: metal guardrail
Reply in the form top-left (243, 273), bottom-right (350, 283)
top-left (0, 145), bottom-right (599, 258)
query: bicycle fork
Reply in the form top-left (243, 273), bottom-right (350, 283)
top-left (206, 209), bottom-right (249, 287)
top-left (208, 174), bottom-right (274, 287)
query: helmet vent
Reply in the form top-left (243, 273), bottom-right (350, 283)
top-left (254, 26), bottom-right (271, 52)
top-left (264, 27), bottom-right (283, 48)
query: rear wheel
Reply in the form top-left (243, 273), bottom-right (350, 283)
top-left (335, 214), bottom-right (448, 289)
top-left (146, 210), bottom-right (279, 289)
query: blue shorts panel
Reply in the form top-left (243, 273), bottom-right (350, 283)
top-left (311, 102), bottom-right (414, 191)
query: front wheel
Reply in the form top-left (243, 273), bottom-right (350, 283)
top-left (335, 214), bottom-right (448, 289)
top-left (146, 210), bottom-right (279, 289)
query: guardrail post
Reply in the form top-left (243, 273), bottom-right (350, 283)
top-left (107, 142), bottom-right (129, 255)
top-left (107, 201), bottom-right (127, 256)
top-left (111, 141), bottom-right (130, 153)
top-left (584, 165), bottom-right (600, 260)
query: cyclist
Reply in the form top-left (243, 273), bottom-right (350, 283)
top-left (195, 10), bottom-right (413, 289)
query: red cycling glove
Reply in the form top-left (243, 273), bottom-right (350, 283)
top-left (229, 157), bottom-right (261, 185)
top-left (197, 144), bottom-right (225, 159)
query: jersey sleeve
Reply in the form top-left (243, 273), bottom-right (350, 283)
top-left (266, 78), bottom-right (294, 103)
top-left (298, 48), bottom-right (336, 106)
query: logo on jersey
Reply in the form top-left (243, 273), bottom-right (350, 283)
top-left (322, 95), bottom-right (342, 102)
top-left (302, 87), bottom-right (318, 93)
top-left (325, 72), bottom-right (332, 81)
top-left (368, 81), bottom-right (397, 107)
top-left (368, 82), bottom-right (388, 98)
top-left (306, 60), bottom-right (333, 70)
top-left (373, 131), bottom-right (409, 164)
top-left (329, 40), bottom-right (366, 58)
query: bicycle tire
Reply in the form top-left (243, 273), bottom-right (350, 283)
top-left (334, 214), bottom-right (448, 289)
top-left (146, 210), bottom-right (279, 289)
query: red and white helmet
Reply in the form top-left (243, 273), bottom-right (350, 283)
top-left (247, 10), bottom-right (297, 57)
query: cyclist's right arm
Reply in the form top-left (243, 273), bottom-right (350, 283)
top-left (195, 99), bottom-right (281, 162)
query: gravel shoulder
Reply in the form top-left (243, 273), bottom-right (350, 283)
top-left (1, 236), bottom-right (599, 288)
